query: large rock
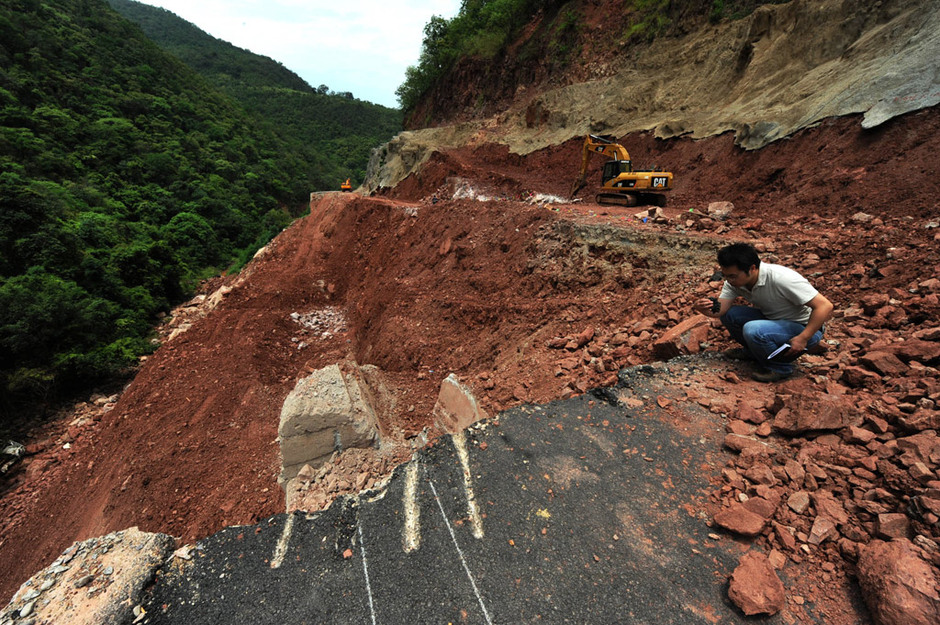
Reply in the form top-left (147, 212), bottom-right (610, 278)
top-left (652, 314), bottom-right (711, 360)
top-left (858, 351), bottom-right (908, 376)
top-left (728, 552), bottom-right (786, 616)
top-left (772, 390), bottom-right (853, 434)
top-left (840, 365), bottom-right (882, 388)
top-left (278, 363), bottom-right (379, 486)
top-left (857, 539), bottom-right (940, 625)
top-left (433, 373), bottom-right (488, 433)
top-left (813, 490), bottom-right (850, 525)
top-left (707, 201), bottom-right (734, 220)
top-left (1, 528), bottom-right (174, 625)
top-left (714, 503), bottom-right (767, 537)
top-left (897, 431), bottom-right (940, 466)
top-left (884, 338), bottom-right (940, 364)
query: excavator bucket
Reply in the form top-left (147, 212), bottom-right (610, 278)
top-left (570, 174), bottom-right (587, 198)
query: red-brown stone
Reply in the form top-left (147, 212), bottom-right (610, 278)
top-left (728, 552), bottom-right (786, 616)
top-left (857, 539), bottom-right (940, 625)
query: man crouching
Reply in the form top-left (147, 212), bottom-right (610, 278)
top-left (694, 243), bottom-right (834, 382)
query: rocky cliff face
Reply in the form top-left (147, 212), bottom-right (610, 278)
top-left (367, 0), bottom-right (939, 193)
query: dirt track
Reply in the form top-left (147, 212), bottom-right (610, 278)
top-left (2, 108), bottom-right (940, 614)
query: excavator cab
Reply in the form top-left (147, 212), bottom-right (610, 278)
top-left (601, 160), bottom-right (632, 185)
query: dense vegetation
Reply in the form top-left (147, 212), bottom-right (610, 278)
top-left (396, 0), bottom-right (568, 112)
top-left (396, 0), bottom-right (788, 114)
top-left (0, 0), bottom-right (394, 421)
top-left (107, 0), bottom-right (402, 186)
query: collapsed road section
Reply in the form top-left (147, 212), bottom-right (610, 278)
top-left (97, 361), bottom-right (839, 624)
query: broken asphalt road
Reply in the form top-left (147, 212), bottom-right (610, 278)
top-left (140, 360), bottom-right (835, 624)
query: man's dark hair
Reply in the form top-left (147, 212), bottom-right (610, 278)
top-left (717, 243), bottom-right (761, 272)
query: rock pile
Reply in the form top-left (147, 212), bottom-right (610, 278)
top-left (0, 528), bottom-right (173, 625)
top-left (285, 447), bottom-right (408, 513)
top-left (702, 341), bottom-right (940, 619)
top-left (548, 204), bottom-right (940, 620)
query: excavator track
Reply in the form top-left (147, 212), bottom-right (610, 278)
top-left (595, 192), bottom-right (666, 207)
top-left (596, 193), bottom-right (637, 207)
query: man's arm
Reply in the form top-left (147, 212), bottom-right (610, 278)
top-left (788, 294), bottom-right (834, 353)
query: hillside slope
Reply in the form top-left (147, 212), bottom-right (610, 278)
top-left (107, 0), bottom-right (402, 186)
top-left (366, 0), bottom-right (940, 191)
top-left (0, 0), bottom-right (313, 415)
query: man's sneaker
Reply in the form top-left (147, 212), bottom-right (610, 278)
top-left (752, 369), bottom-right (791, 383)
top-left (723, 347), bottom-right (754, 361)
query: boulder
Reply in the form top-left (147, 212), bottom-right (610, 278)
top-left (813, 490), bottom-right (850, 525)
top-left (897, 432), bottom-right (940, 466)
top-left (728, 552), bottom-right (786, 616)
top-left (736, 401), bottom-right (769, 424)
top-left (859, 351), bottom-right (908, 376)
top-left (884, 339), bottom-right (940, 364)
top-left (433, 373), bottom-right (488, 433)
top-left (875, 513), bottom-right (911, 540)
top-left (808, 516), bottom-right (839, 545)
top-left (714, 503), bottom-right (767, 536)
top-left (857, 539), bottom-right (940, 625)
top-left (772, 391), bottom-right (853, 434)
top-left (787, 490), bottom-right (811, 515)
top-left (652, 315), bottom-right (711, 360)
top-left (278, 363), bottom-right (379, 486)
top-left (840, 365), bottom-right (883, 388)
top-left (707, 201), bottom-right (734, 220)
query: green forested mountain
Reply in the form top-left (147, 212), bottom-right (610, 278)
top-left (0, 0), bottom-right (367, 417)
top-left (107, 0), bottom-right (402, 184)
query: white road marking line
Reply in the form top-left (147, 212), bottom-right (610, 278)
top-left (403, 461), bottom-right (421, 553)
top-left (270, 512), bottom-right (295, 569)
top-left (452, 431), bottom-right (485, 539)
top-left (429, 479), bottom-right (494, 625)
top-left (358, 523), bottom-right (377, 625)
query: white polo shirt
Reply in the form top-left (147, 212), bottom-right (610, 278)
top-left (720, 262), bottom-right (818, 324)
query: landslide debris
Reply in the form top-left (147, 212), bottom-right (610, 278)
top-left (3, 4), bottom-right (940, 620)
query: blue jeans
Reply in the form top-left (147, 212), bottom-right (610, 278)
top-left (720, 306), bottom-right (823, 375)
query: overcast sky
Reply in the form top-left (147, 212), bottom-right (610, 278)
top-left (137, 0), bottom-right (463, 108)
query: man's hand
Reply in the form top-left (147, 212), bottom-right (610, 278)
top-left (695, 297), bottom-right (729, 318)
top-left (788, 335), bottom-right (808, 355)
top-left (694, 298), bottom-right (718, 317)
top-left (788, 293), bottom-right (833, 355)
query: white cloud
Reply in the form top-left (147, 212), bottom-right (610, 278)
top-left (134, 0), bottom-right (462, 107)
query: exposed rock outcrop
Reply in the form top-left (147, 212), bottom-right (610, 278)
top-left (366, 0), bottom-right (940, 192)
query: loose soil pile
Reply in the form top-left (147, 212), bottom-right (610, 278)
top-left (2, 107), bottom-right (939, 623)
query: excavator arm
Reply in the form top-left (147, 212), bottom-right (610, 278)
top-left (570, 134), bottom-right (632, 196)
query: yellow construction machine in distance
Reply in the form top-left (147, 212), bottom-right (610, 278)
top-left (340, 178), bottom-right (353, 192)
top-left (570, 134), bottom-right (673, 207)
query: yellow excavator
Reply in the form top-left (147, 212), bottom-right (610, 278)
top-left (340, 178), bottom-right (352, 192)
top-left (570, 134), bottom-right (673, 207)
